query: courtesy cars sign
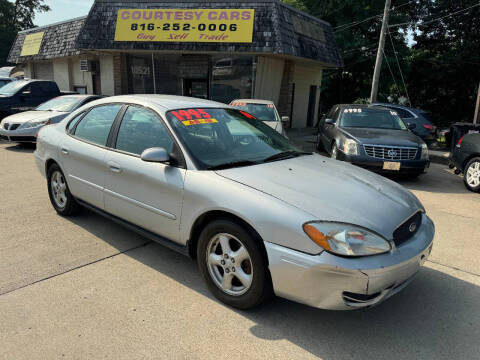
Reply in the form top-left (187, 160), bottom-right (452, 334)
top-left (114, 9), bottom-right (255, 43)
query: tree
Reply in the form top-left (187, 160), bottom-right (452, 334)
top-left (0, 0), bottom-right (50, 66)
top-left (283, 0), bottom-right (412, 113)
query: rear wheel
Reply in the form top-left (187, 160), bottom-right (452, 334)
top-left (197, 219), bottom-right (272, 309)
top-left (464, 157), bottom-right (480, 193)
top-left (47, 163), bottom-right (80, 216)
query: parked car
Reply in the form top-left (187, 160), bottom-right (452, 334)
top-left (34, 95), bottom-right (434, 311)
top-left (372, 103), bottom-right (437, 143)
top-left (0, 95), bottom-right (103, 143)
top-left (0, 79), bottom-right (77, 120)
top-left (451, 133), bottom-right (480, 193)
top-left (230, 99), bottom-right (289, 136)
top-left (0, 77), bottom-right (13, 88)
top-left (317, 104), bottom-right (430, 178)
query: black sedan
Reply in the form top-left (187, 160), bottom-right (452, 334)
top-left (317, 104), bottom-right (430, 177)
top-left (451, 133), bottom-right (480, 193)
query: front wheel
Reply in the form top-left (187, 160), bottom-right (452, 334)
top-left (47, 163), bottom-right (80, 216)
top-left (464, 157), bottom-right (480, 193)
top-left (197, 219), bottom-right (272, 309)
top-left (331, 143), bottom-right (338, 159)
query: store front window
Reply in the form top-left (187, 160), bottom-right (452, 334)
top-left (211, 55), bottom-right (255, 104)
top-left (126, 54), bottom-right (256, 103)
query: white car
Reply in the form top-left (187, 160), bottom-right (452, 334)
top-left (0, 95), bottom-right (102, 143)
top-left (230, 99), bottom-right (289, 136)
top-left (34, 95), bottom-right (434, 310)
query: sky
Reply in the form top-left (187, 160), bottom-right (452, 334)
top-left (33, 0), bottom-right (95, 26)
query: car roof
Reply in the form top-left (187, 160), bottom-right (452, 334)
top-left (334, 104), bottom-right (391, 111)
top-left (88, 95), bottom-right (229, 111)
top-left (231, 99), bottom-right (275, 105)
top-left (372, 102), bottom-right (428, 113)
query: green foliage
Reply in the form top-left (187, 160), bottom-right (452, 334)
top-left (282, 0), bottom-right (480, 127)
top-left (0, 0), bottom-right (50, 66)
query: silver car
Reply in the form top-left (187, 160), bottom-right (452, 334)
top-left (34, 95), bottom-right (434, 310)
top-left (0, 95), bottom-right (102, 143)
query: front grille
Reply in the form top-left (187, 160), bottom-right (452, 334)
top-left (393, 211), bottom-right (423, 247)
top-left (364, 144), bottom-right (418, 160)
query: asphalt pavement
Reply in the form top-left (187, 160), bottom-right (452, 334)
top-left (1, 141), bottom-right (479, 360)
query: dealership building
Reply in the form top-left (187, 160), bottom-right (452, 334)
top-left (7, 0), bottom-right (342, 128)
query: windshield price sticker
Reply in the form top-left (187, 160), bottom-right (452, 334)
top-left (267, 104), bottom-right (274, 108)
top-left (232, 102), bottom-right (246, 107)
top-left (239, 110), bottom-right (257, 119)
top-left (171, 108), bottom-right (212, 121)
top-left (345, 108), bottom-right (362, 113)
top-left (182, 118), bottom-right (218, 126)
top-left (390, 111), bottom-right (398, 116)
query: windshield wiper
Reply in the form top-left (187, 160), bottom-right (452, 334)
top-left (262, 151), bottom-right (312, 163)
top-left (207, 160), bottom-right (259, 170)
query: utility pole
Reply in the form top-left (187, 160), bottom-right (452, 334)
top-left (474, 82), bottom-right (480, 124)
top-left (370, 0), bottom-right (392, 103)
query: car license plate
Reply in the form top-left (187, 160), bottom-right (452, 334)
top-left (383, 161), bottom-right (401, 171)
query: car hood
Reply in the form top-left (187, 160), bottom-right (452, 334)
top-left (1, 110), bottom-right (62, 124)
top-left (340, 127), bottom-right (423, 146)
top-left (216, 154), bottom-right (424, 239)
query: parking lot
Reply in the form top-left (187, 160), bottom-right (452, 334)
top-left (1, 140), bottom-right (479, 360)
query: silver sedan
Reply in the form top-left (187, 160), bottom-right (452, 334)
top-left (34, 95), bottom-right (434, 310)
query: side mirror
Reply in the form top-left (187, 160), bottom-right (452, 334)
top-left (281, 116), bottom-right (290, 128)
top-left (407, 123), bottom-right (416, 130)
top-left (141, 147), bottom-right (170, 164)
top-left (325, 118), bottom-right (335, 125)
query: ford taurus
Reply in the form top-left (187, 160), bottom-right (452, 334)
top-left (34, 95), bottom-right (434, 310)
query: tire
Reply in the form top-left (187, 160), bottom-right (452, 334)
top-left (463, 157), bottom-right (480, 193)
top-left (47, 163), bottom-right (80, 216)
top-left (197, 218), bottom-right (273, 309)
top-left (331, 142), bottom-right (338, 159)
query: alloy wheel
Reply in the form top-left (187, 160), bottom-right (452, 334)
top-left (206, 233), bottom-right (254, 296)
top-left (466, 161), bottom-right (480, 188)
top-left (50, 170), bottom-right (67, 208)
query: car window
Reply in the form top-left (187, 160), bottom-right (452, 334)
top-left (330, 107), bottom-right (340, 123)
top-left (73, 104), bottom-right (122, 146)
top-left (67, 112), bottom-right (86, 133)
top-left (115, 106), bottom-right (173, 156)
top-left (340, 108), bottom-right (407, 130)
top-left (389, 106), bottom-right (413, 119)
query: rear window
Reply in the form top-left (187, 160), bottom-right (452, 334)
top-left (230, 102), bottom-right (278, 122)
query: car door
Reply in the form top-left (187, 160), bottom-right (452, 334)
top-left (60, 104), bottom-right (123, 210)
top-left (104, 105), bottom-right (186, 243)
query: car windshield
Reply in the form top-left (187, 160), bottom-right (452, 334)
top-left (230, 102), bottom-right (278, 121)
top-left (340, 108), bottom-right (407, 130)
top-left (166, 108), bottom-right (307, 170)
top-left (36, 97), bottom-right (83, 112)
top-left (0, 80), bottom-right (25, 95)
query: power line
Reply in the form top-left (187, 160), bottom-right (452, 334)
top-left (382, 48), bottom-right (403, 100)
top-left (334, 0), bottom-right (416, 32)
top-left (389, 2), bottom-right (480, 28)
top-left (387, 27), bottom-right (411, 106)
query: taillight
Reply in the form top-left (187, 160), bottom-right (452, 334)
top-left (423, 124), bottom-right (434, 130)
top-left (457, 135), bottom-right (465, 147)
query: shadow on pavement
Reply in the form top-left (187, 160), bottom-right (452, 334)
top-left (3, 143), bottom-right (36, 152)
top-left (65, 208), bottom-right (479, 359)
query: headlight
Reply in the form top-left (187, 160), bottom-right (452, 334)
top-left (420, 143), bottom-right (429, 160)
top-left (303, 222), bottom-right (391, 257)
top-left (20, 119), bottom-right (50, 129)
top-left (343, 139), bottom-right (358, 155)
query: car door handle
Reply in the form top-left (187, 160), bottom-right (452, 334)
top-left (61, 148), bottom-right (69, 155)
top-left (107, 161), bottom-right (122, 173)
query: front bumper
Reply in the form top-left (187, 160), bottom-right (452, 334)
top-left (337, 151), bottom-right (430, 174)
top-left (265, 214), bottom-right (434, 310)
top-left (0, 126), bottom-right (38, 143)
